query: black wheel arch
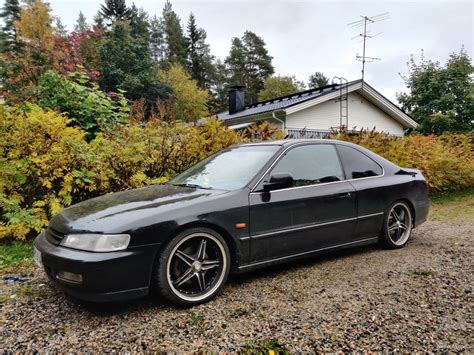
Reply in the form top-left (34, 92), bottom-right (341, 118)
top-left (161, 221), bottom-right (239, 271)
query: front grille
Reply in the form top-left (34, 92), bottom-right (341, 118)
top-left (46, 227), bottom-right (65, 245)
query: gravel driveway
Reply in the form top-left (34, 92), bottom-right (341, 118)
top-left (1, 197), bottom-right (473, 352)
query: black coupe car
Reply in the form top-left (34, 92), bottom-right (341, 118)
top-left (34, 139), bottom-right (430, 306)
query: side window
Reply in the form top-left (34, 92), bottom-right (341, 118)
top-left (336, 145), bottom-right (383, 179)
top-left (271, 144), bottom-right (344, 187)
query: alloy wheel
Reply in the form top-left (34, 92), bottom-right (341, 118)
top-left (387, 202), bottom-right (412, 246)
top-left (166, 232), bottom-right (227, 302)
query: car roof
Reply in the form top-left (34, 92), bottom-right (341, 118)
top-left (237, 139), bottom-right (350, 147)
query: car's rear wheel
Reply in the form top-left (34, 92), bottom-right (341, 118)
top-left (153, 228), bottom-right (230, 307)
top-left (380, 201), bottom-right (413, 249)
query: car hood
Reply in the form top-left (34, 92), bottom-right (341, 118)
top-left (49, 184), bottom-right (227, 234)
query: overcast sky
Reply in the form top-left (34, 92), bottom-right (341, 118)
top-left (30, 0), bottom-right (474, 103)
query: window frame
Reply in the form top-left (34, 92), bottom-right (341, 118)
top-left (250, 142), bottom-right (385, 193)
top-left (335, 144), bottom-right (384, 181)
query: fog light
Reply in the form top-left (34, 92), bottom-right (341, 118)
top-left (57, 271), bottom-right (83, 283)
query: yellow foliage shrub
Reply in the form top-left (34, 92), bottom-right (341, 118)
top-left (333, 130), bottom-right (474, 193)
top-left (1, 107), bottom-right (471, 241)
top-left (0, 105), bottom-right (242, 240)
top-left (0, 105), bottom-right (91, 240)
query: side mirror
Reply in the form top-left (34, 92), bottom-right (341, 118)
top-left (263, 173), bottom-right (294, 192)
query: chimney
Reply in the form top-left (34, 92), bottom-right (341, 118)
top-left (228, 86), bottom-right (245, 114)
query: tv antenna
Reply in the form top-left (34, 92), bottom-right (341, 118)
top-left (348, 12), bottom-right (390, 94)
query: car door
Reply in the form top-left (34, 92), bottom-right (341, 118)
top-left (335, 144), bottom-right (386, 240)
top-left (248, 143), bottom-right (357, 263)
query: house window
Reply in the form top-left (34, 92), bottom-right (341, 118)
top-left (271, 144), bottom-right (344, 187)
top-left (336, 145), bottom-right (383, 179)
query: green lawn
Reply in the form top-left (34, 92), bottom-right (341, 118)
top-left (0, 241), bottom-right (33, 272)
top-left (1, 189), bottom-right (472, 272)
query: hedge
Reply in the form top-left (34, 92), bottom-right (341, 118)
top-left (0, 106), bottom-right (472, 240)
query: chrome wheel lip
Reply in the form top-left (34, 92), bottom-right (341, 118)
top-left (387, 202), bottom-right (412, 246)
top-left (166, 232), bottom-right (227, 302)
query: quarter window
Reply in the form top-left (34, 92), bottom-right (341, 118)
top-left (271, 144), bottom-right (344, 187)
top-left (336, 145), bottom-right (383, 179)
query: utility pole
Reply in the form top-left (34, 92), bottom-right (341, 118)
top-left (348, 13), bottom-right (389, 95)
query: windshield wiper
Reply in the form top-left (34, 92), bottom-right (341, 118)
top-left (172, 183), bottom-right (212, 190)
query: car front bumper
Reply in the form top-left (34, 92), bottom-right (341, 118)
top-left (34, 231), bottom-right (159, 302)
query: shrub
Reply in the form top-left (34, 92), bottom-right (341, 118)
top-left (38, 71), bottom-right (129, 139)
top-left (333, 130), bottom-right (474, 193)
top-left (0, 105), bottom-right (92, 240)
top-left (0, 104), bottom-right (242, 240)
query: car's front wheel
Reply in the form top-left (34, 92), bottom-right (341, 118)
top-left (153, 228), bottom-right (230, 307)
top-left (380, 201), bottom-right (413, 249)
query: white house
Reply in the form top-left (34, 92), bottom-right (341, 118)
top-left (217, 80), bottom-right (417, 137)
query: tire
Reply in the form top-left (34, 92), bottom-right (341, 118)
top-left (380, 201), bottom-right (413, 249)
top-left (153, 227), bottom-right (230, 307)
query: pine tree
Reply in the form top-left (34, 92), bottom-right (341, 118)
top-left (99, 0), bottom-right (132, 25)
top-left (225, 37), bottom-right (246, 86)
top-left (225, 31), bottom-right (274, 104)
top-left (242, 31), bottom-right (274, 103)
top-left (74, 11), bottom-right (90, 33)
top-left (129, 4), bottom-right (150, 41)
top-left (149, 15), bottom-right (165, 63)
top-left (98, 21), bottom-right (167, 106)
top-left (161, 0), bottom-right (187, 65)
top-left (308, 72), bottom-right (329, 88)
top-left (0, 0), bottom-right (21, 53)
top-left (186, 13), bottom-right (214, 89)
top-left (54, 17), bottom-right (68, 37)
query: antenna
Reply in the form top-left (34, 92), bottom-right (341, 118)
top-left (348, 13), bottom-right (390, 95)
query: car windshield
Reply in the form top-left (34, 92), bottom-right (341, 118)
top-left (170, 145), bottom-right (280, 190)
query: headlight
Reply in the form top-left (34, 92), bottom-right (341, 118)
top-left (60, 234), bottom-right (131, 252)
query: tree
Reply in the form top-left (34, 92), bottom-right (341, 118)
top-left (54, 17), bottom-right (68, 37)
top-left (161, 0), bottom-right (187, 65)
top-left (1, 0), bottom-right (55, 102)
top-left (225, 37), bottom-right (246, 86)
top-left (99, 0), bottom-right (131, 25)
top-left (159, 63), bottom-right (210, 122)
top-left (149, 15), bottom-right (165, 63)
top-left (185, 13), bottom-right (215, 89)
top-left (242, 31), bottom-right (274, 103)
top-left (257, 75), bottom-right (305, 101)
top-left (397, 49), bottom-right (474, 134)
top-left (308, 71), bottom-right (329, 88)
top-left (225, 31), bottom-right (274, 104)
top-left (74, 11), bottom-right (90, 33)
top-left (129, 4), bottom-right (150, 41)
top-left (98, 21), bottom-right (167, 106)
top-left (0, 0), bottom-right (21, 53)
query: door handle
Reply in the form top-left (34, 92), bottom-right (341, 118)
top-left (336, 192), bottom-right (352, 198)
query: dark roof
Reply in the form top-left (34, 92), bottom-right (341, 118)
top-left (217, 79), bottom-right (362, 121)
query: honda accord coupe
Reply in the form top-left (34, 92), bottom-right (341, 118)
top-left (34, 139), bottom-right (430, 306)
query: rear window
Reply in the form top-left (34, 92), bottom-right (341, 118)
top-left (336, 145), bottom-right (383, 179)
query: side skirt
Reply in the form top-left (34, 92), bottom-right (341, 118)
top-left (234, 236), bottom-right (379, 274)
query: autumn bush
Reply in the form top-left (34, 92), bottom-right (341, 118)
top-left (333, 129), bottom-right (474, 193)
top-left (1, 106), bottom-right (472, 241)
top-left (0, 104), bottom-right (242, 240)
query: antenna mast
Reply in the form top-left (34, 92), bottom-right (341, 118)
top-left (348, 12), bottom-right (389, 94)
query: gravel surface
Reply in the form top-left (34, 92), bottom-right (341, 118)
top-left (1, 203), bottom-right (473, 352)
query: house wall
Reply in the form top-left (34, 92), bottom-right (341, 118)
top-left (285, 92), bottom-right (405, 136)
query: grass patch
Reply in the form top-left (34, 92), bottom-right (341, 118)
top-left (242, 338), bottom-right (289, 354)
top-left (429, 189), bottom-right (474, 223)
top-left (431, 188), bottom-right (474, 204)
top-left (0, 241), bottom-right (33, 271)
top-left (0, 294), bottom-right (10, 304)
top-left (188, 311), bottom-right (204, 325)
top-left (16, 284), bottom-right (49, 298)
